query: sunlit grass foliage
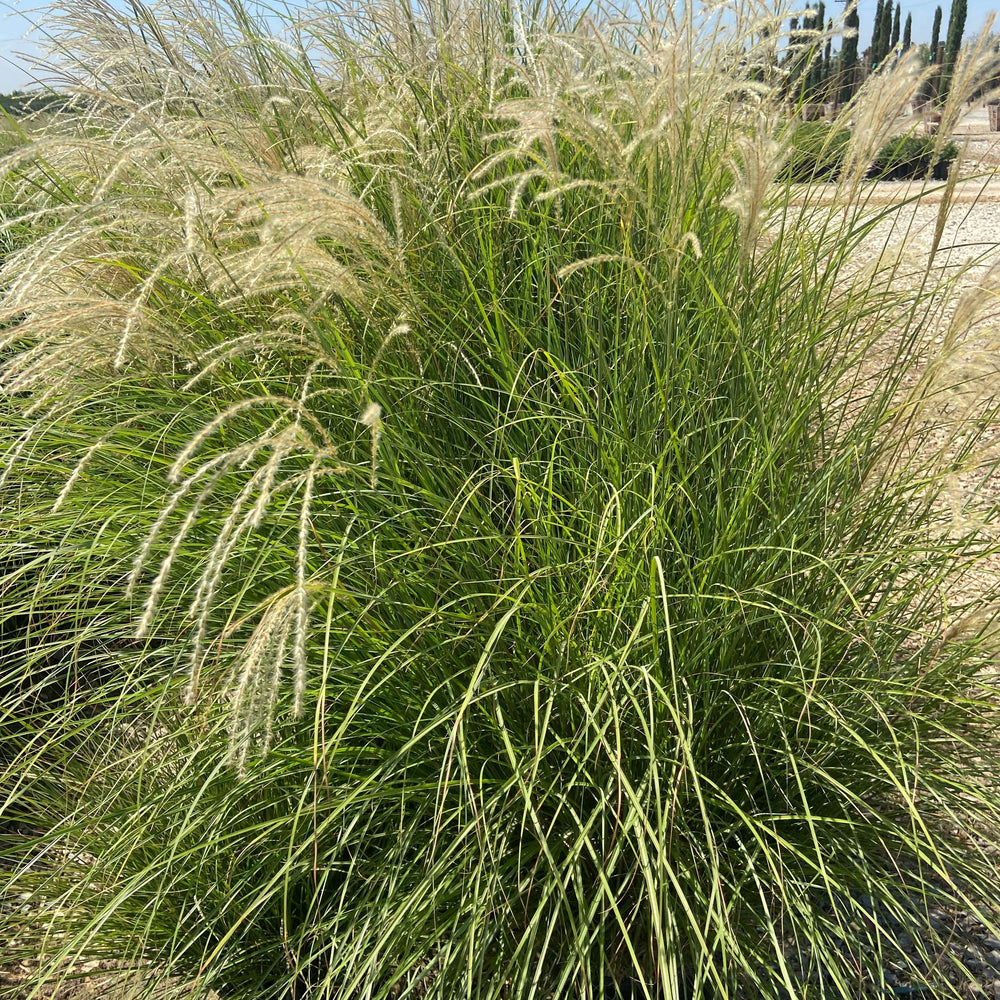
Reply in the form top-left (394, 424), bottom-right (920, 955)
top-left (3, 1), bottom-right (1000, 998)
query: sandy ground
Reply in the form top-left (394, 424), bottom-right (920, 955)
top-left (857, 108), bottom-right (1000, 622)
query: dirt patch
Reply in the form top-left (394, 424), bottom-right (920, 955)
top-left (0, 961), bottom-right (187, 1000)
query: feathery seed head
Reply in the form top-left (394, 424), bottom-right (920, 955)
top-left (361, 401), bottom-right (382, 487)
top-left (723, 125), bottom-right (784, 254)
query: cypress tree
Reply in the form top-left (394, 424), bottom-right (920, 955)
top-left (871, 0), bottom-right (885, 63)
top-left (785, 15), bottom-right (799, 68)
top-left (919, 5), bottom-right (943, 101)
top-left (876, 0), bottom-right (893, 63)
top-left (930, 5), bottom-right (942, 62)
top-left (870, 0), bottom-right (894, 67)
top-left (823, 23), bottom-right (833, 101)
top-left (809, 1), bottom-right (827, 97)
top-left (750, 20), bottom-right (774, 85)
top-left (787, 13), bottom-right (809, 97)
top-left (902, 12), bottom-right (912, 50)
top-left (944, 0), bottom-right (967, 63)
top-left (940, 0), bottom-right (967, 102)
top-left (840, 3), bottom-right (860, 104)
top-left (891, 4), bottom-right (901, 49)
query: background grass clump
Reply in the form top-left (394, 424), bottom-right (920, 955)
top-left (3, 1), bottom-right (1000, 999)
top-left (781, 120), bottom-right (853, 181)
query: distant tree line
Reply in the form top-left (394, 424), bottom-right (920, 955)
top-left (785, 0), bottom-right (975, 109)
top-left (0, 91), bottom-right (80, 117)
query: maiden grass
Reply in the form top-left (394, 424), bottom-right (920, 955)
top-left (3, 1), bottom-right (1000, 998)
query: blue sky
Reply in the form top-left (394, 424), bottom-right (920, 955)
top-left (0, 0), bottom-right (996, 93)
top-left (0, 0), bottom-right (41, 92)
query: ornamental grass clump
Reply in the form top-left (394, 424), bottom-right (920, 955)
top-left (3, 1), bottom-right (1000, 998)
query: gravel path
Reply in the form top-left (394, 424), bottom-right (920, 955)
top-left (830, 108), bottom-right (1000, 1000)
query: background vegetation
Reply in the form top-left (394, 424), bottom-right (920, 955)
top-left (782, 122), bottom-right (959, 181)
top-left (2, 1), bottom-right (1000, 999)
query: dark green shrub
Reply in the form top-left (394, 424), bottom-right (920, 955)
top-left (784, 123), bottom-right (959, 182)
top-left (867, 134), bottom-right (959, 180)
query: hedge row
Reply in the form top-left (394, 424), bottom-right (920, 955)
top-left (783, 121), bottom-right (959, 182)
